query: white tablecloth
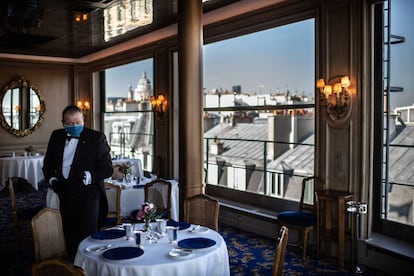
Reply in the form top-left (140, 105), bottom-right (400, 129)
top-left (0, 155), bottom-right (44, 190)
top-left (46, 178), bottom-right (180, 221)
top-left (74, 223), bottom-right (230, 276)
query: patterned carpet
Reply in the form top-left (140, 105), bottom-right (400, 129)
top-left (219, 225), bottom-right (355, 276)
top-left (0, 185), bottom-right (360, 276)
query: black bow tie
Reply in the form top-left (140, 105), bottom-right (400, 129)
top-left (67, 136), bottom-right (79, 141)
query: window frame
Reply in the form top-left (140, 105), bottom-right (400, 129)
top-left (202, 13), bottom-right (317, 208)
top-left (99, 57), bottom-right (156, 171)
top-left (372, 1), bottom-right (414, 243)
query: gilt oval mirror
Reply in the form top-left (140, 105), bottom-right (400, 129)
top-left (0, 77), bottom-right (46, 137)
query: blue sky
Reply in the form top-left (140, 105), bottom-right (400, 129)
top-left (390, 0), bottom-right (414, 109)
top-left (106, 1), bottom-right (412, 109)
top-left (106, 19), bottom-right (314, 98)
top-left (203, 19), bottom-right (314, 95)
top-left (106, 58), bottom-right (154, 98)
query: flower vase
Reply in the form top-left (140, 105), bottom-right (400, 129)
top-left (123, 173), bottom-right (133, 184)
top-left (143, 219), bottom-right (152, 232)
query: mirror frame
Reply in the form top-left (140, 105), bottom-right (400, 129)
top-left (0, 77), bottom-right (46, 137)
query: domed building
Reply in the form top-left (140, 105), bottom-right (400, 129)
top-left (134, 71), bottom-right (152, 101)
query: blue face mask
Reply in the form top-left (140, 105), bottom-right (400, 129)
top-left (65, 125), bottom-right (84, 137)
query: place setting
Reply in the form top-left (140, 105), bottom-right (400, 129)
top-left (167, 235), bottom-right (217, 259)
top-left (166, 220), bottom-right (191, 230)
top-left (177, 237), bottom-right (217, 251)
top-left (85, 224), bottom-right (146, 261)
top-left (85, 228), bottom-right (126, 255)
top-left (162, 221), bottom-right (217, 259)
top-left (102, 246), bottom-right (144, 261)
top-left (90, 229), bottom-right (126, 241)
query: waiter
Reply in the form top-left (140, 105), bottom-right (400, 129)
top-left (43, 105), bottom-right (113, 258)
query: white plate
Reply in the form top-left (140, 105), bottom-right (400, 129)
top-left (168, 248), bottom-right (193, 258)
top-left (85, 244), bottom-right (112, 253)
top-left (188, 226), bottom-right (209, 234)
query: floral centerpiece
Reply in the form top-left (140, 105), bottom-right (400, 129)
top-left (25, 145), bottom-right (34, 153)
top-left (136, 201), bottom-right (161, 231)
top-left (119, 161), bottom-right (133, 183)
top-left (119, 161), bottom-right (132, 175)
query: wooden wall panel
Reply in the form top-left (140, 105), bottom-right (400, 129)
top-left (0, 60), bottom-right (72, 154)
top-left (320, 0), bottom-right (355, 193)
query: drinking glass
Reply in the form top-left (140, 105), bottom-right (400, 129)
top-left (156, 219), bottom-right (167, 235)
top-left (124, 223), bottom-right (133, 240)
top-left (135, 231), bottom-right (146, 247)
top-left (166, 226), bottom-right (179, 244)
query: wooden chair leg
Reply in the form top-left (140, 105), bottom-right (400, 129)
top-left (302, 230), bottom-right (308, 259)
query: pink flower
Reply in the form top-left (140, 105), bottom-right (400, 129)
top-left (136, 209), bottom-right (145, 220)
top-left (136, 202), bottom-right (157, 221)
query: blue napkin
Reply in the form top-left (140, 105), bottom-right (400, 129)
top-left (91, 229), bottom-right (125, 240)
top-left (133, 185), bottom-right (144, 189)
top-left (167, 220), bottom-right (191, 230)
top-left (178, 237), bottom-right (216, 249)
top-left (103, 247), bottom-right (144, 260)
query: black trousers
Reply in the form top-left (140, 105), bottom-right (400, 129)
top-left (59, 185), bottom-right (100, 259)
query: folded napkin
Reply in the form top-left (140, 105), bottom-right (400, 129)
top-left (91, 229), bottom-right (126, 240)
top-left (178, 237), bottom-right (216, 249)
top-left (103, 247), bottom-right (144, 260)
top-left (167, 221), bottom-right (191, 230)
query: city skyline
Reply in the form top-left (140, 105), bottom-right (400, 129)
top-left (106, 0), bottom-right (413, 110)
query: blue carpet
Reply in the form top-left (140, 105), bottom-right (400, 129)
top-left (219, 224), bottom-right (354, 275)
top-left (0, 185), bottom-right (376, 275)
top-left (0, 186), bottom-right (46, 276)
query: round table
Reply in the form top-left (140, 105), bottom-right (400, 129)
top-left (0, 155), bottom-right (44, 190)
top-left (74, 224), bottom-right (230, 276)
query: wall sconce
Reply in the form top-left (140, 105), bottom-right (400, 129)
top-left (77, 100), bottom-right (90, 119)
top-left (74, 12), bottom-right (89, 23)
top-left (316, 76), bottom-right (351, 118)
top-left (150, 94), bottom-right (167, 118)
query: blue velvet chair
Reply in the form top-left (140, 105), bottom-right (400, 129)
top-left (276, 176), bottom-right (317, 259)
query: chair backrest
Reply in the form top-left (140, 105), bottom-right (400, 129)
top-left (8, 177), bottom-right (17, 219)
top-left (144, 179), bottom-right (172, 219)
top-left (104, 182), bottom-right (122, 225)
top-left (299, 176), bottom-right (316, 212)
top-left (112, 164), bottom-right (124, 179)
top-left (184, 194), bottom-right (219, 231)
top-left (31, 258), bottom-right (86, 276)
top-left (272, 226), bottom-right (289, 276)
top-left (31, 208), bottom-right (67, 261)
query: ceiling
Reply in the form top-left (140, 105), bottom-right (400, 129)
top-left (0, 0), bottom-right (240, 59)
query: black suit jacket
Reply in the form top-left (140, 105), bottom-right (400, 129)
top-left (42, 127), bottom-right (113, 228)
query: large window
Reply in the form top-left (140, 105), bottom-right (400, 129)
top-left (103, 58), bottom-right (154, 172)
top-left (203, 19), bottom-right (315, 203)
top-left (375, 0), bottom-right (414, 241)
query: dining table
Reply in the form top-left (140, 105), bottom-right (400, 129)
top-left (46, 177), bottom-right (180, 221)
top-left (74, 222), bottom-right (230, 276)
top-left (0, 154), bottom-right (44, 190)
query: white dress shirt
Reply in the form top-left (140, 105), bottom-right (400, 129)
top-left (49, 137), bottom-right (91, 185)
